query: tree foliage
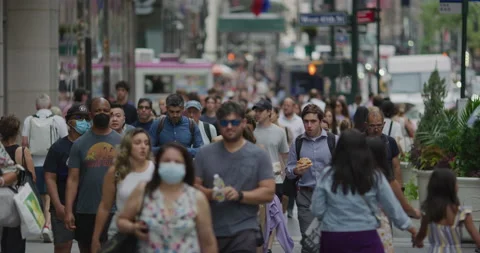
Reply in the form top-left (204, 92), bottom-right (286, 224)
top-left (420, 0), bottom-right (480, 53)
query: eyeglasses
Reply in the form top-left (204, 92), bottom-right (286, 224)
top-left (219, 119), bottom-right (242, 127)
top-left (138, 106), bottom-right (151, 110)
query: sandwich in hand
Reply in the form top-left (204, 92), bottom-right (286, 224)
top-left (297, 157), bottom-right (312, 167)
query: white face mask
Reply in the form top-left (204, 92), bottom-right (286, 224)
top-left (158, 162), bottom-right (186, 184)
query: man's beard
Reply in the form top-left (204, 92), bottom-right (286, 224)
top-left (222, 131), bottom-right (243, 143)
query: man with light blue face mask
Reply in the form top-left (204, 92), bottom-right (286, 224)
top-left (44, 103), bottom-right (90, 253)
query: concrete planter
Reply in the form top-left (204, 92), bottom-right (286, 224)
top-left (416, 169), bottom-right (480, 241)
top-left (415, 170), bottom-right (432, 205)
top-left (400, 161), bottom-right (415, 186)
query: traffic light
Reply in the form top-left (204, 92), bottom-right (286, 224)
top-left (227, 53), bottom-right (235, 61)
top-left (308, 63), bottom-right (317, 76)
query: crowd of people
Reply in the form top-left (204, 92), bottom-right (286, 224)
top-left (1, 80), bottom-right (480, 253)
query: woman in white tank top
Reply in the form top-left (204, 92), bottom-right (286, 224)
top-left (91, 128), bottom-right (154, 253)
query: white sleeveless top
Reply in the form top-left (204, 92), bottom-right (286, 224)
top-left (116, 161), bottom-right (155, 211)
top-left (108, 161), bottom-right (155, 238)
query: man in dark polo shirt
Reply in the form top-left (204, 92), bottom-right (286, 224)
top-left (44, 103), bottom-right (90, 253)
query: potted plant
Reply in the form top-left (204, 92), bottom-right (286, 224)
top-left (410, 68), bottom-right (450, 203)
top-left (399, 152), bottom-right (414, 187)
top-left (403, 176), bottom-right (419, 209)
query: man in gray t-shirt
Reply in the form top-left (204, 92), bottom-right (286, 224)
top-left (64, 98), bottom-right (122, 251)
top-left (195, 101), bottom-right (275, 252)
top-left (253, 99), bottom-right (289, 199)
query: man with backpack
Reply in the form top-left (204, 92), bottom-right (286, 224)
top-left (286, 104), bottom-right (338, 253)
top-left (185, 100), bottom-right (217, 145)
top-left (148, 94), bottom-right (203, 157)
top-left (21, 93), bottom-right (68, 242)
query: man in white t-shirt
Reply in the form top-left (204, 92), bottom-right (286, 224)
top-left (21, 93), bottom-right (68, 242)
top-left (185, 100), bottom-right (218, 145)
top-left (381, 101), bottom-right (404, 152)
top-left (302, 89), bottom-right (326, 112)
top-left (279, 97), bottom-right (305, 140)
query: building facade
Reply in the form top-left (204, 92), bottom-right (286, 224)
top-left (0, 0), bottom-right (134, 121)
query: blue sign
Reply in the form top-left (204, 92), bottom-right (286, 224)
top-left (299, 13), bottom-right (349, 26)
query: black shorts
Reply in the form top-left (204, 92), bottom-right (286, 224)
top-left (275, 183), bottom-right (284, 200)
top-left (74, 213), bottom-right (113, 247)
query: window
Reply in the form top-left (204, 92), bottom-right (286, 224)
top-left (144, 75), bottom-right (174, 94)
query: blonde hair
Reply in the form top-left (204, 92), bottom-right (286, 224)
top-left (114, 128), bottom-right (151, 183)
top-left (50, 106), bottom-right (62, 117)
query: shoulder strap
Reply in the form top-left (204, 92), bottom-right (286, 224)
top-left (361, 194), bottom-right (381, 225)
top-left (388, 121), bottom-right (393, 136)
top-left (295, 135), bottom-right (303, 161)
top-left (137, 186), bottom-right (149, 219)
top-left (21, 147), bottom-right (26, 167)
top-left (203, 122), bottom-right (212, 142)
top-left (326, 132), bottom-right (336, 155)
top-left (189, 119), bottom-right (195, 146)
top-left (156, 115), bottom-right (166, 136)
top-left (285, 127), bottom-right (289, 142)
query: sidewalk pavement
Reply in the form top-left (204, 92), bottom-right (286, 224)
top-left (27, 238), bottom-right (478, 253)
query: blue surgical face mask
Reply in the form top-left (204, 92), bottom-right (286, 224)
top-left (158, 162), bottom-right (186, 184)
top-left (74, 119), bottom-right (91, 135)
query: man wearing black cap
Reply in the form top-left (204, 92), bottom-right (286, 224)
top-left (253, 99), bottom-right (290, 252)
top-left (253, 99), bottom-right (289, 198)
top-left (44, 103), bottom-right (90, 253)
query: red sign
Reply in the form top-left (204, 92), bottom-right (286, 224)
top-left (357, 9), bottom-right (376, 24)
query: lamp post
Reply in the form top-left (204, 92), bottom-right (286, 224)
top-left (351, 0), bottom-right (359, 101)
top-left (460, 0), bottom-right (468, 98)
top-left (376, 0), bottom-right (381, 95)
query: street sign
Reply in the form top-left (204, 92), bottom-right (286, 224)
top-left (439, 0), bottom-right (480, 14)
top-left (439, 0), bottom-right (462, 14)
top-left (357, 9), bottom-right (376, 24)
top-left (299, 12), bottom-right (349, 26)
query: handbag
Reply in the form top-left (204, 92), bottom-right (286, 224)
top-left (0, 144), bottom-right (23, 227)
top-left (0, 185), bottom-right (21, 227)
top-left (100, 189), bottom-right (148, 253)
top-left (301, 218), bottom-right (321, 253)
top-left (14, 183), bottom-right (45, 238)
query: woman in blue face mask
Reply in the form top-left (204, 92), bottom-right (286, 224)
top-left (117, 143), bottom-right (217, 253)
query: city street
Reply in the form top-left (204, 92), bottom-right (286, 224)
top-left (26, 209), bottom-right (479, 253)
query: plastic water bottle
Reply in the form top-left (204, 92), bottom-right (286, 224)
top-left (213, 174), bottom-right (225, 202)
top-left (213, 174), bottom-right (225, 188)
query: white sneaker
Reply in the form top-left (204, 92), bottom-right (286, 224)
top-left (42, 226), bottom-right (53, 243)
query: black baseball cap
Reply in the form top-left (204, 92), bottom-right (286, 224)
top-left (252, 99), bottom-right (273, 111)
top-left (66, 103), bottom-right (89, 120)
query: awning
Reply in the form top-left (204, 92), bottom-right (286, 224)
top-left (218, 13), bottom-right (285, 33)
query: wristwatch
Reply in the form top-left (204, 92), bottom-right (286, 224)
top-left (237, 191), bottom-right (244, 202)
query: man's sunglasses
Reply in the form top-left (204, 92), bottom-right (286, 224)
top-left (219, 119), bottom-right (242, 127)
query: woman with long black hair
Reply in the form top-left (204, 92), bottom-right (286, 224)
top-left (311, 129), bottom-right (417, 253)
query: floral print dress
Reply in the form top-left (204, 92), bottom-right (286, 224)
top-left (138, 184), bottom-right (200, 253)
top-left (377, 209), bottom-right (395, 253)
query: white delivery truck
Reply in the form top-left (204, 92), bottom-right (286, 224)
top-left (386, 54), bottom-right (457, 108)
